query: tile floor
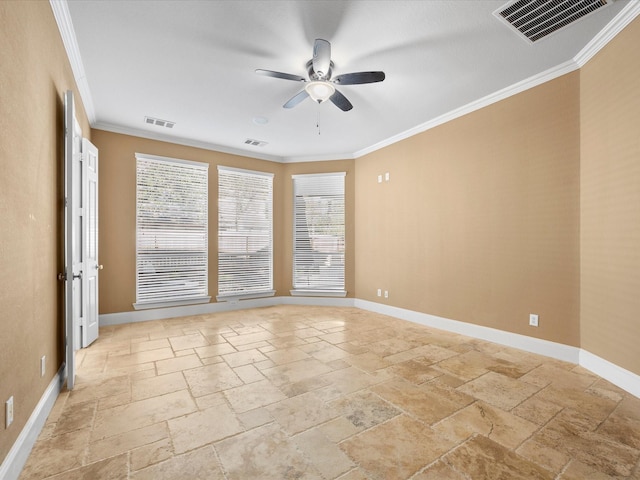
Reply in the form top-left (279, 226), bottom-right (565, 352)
top-left (19, 305), bottom-right (640, 479)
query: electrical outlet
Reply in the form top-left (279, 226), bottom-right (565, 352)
top-left (385, 172), bottom-right (390, 182)
top-left (41, 355), bottom-right (46, 377)
top-left (377, 174), bottom-right (382, 184)
top-left (384, 290), bottom-right (389, 299)
top-left (6, 396), bottom-right (14, 428)
top-left (529, 314), bottom-right (539, 327)
top-left (377, 288), bottom-right (381, 297)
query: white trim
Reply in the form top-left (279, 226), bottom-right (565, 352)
top-left (353, 59), bottom-right (579, 159)
top-left (94, 123), bottom-right (283, 163)
top-left (49, 0), bottom-right (96, 124)
top-left (217, 165), bottom-right (274, 178)
top-left (292, 172), bottom-right (346, 179)
top-left (55, 3), bottom-right (637, 165)
top-left (579, 349), bottom-right (640, 399)
top-left (133, 296), bottom-right (211, 310)
top-left (354, 299), bottom-right (580, 364)
top-left (100, 296), bottom-right (355, 326)
top-left (0, 365), bottom-right (64, 480)
top-left (216, 290), bottom-right (276, 302)
top-left (99, 298), bottom-right (639, 398)
top-left (290, 289), bottom-right (347, 298)
top-left (135, 152), bottom-right (209, 169)
top-left (574, 0), bottom-right (640, 67)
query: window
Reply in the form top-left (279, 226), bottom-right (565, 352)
top-left (217, 166), bottom-right (274, 300)
top-left (292, 172), bottom-right (346, 296)
top-left (135, 153), bottom-right (209, 309)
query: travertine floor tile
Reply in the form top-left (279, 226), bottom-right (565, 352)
top-left (46, 453), bottom-right (129, 480)
top-left (224, 378), bottom-right (287, 413)
top-left (20, 428), bottom-right (91, 479)
top-left (267, 390), bottom-right (339, 435)
top-left (372, 379), bottom-right (471, 424)
top-left (88, 422), bottom-right (168, 463)
top-left (19, 305), bottom-right (640, 480)
top-left (215, 423), bottom-right (323, 480)
top-left (183, 362), bottom-right (244, 397)
top-left (457, 370), bottom-right (541, 410)
top-left (168, 404), bottom-right (243, 453)
top-left (91, 390), bottom-right (196, 441)
top-left (413, 460), bottom-right (467, 479)
top-left (444, 435), bottom-right (555, 479)
top-left (131, 371), bottom-right (186, 401)
top-left (340, 414), bottom-right (456, 479)
top-left (330, 390), bottom-right (400, 431)
top-left (131, 446), bottom-right (226, 480)
top-left (155, 353), bottom-right (202, 375)
top-left (293, 428), bottom-right (355, 478)
top-left (433, 401), bottom-right (538, 450)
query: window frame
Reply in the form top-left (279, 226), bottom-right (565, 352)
top-left (217, 165), bottom-right (275, 301)
top-left (134, 153), bottom-right (210, 310)
top-left (291, 172), bottom-right (347, 297)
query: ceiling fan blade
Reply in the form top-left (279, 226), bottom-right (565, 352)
top-left (312, 39), bottom-right (331, 79)
top-left (332, 71), bottom-right (386, 85)
top-left (283, 90), bottom-right (309, 109)
top-left (329, 89), bottom-right (353, 112)
top-left (255, 69), bottom-right (306, 82)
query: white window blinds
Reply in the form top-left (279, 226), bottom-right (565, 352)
top-left (292, 173), bottom-right (346, 295)
top-left (135, 154), bottom-right (209, 309)
top-left (218, 166), bottom-right (274, 299)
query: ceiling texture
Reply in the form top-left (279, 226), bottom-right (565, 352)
top-left (56, 0), bottom-right (638, 162)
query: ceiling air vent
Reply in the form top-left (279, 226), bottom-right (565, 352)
top-left (244, 138), bottom-right (268, 147)
top-left (495, 0), bottom-right (614, 43)
top-left (144, 116), bottom-right (175, 128)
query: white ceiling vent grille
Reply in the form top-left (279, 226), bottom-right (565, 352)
top-left (144, 116), bottom-right (175, 128)
top-left (495, 0), bottom-right (613, 43)
top-left (244, 138), bottom-right (268, 147)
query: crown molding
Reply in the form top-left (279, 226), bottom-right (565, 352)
top-left (92, 122), bottom-right (283, 163)
top-left (574, 0), bottom-right (640, 67)
top-left (49, 0), bottom-right (96, 124)
top-left (354, 58), bottom-right (579, 159)
top-left (355, 2), bottom-right (640, 159)
top-left (52, 0), bottom-right (637, 164)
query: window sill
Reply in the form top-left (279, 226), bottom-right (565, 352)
top-left (216, 290), bottom-right (276, 302)
top-left (290, 289), bottom-right (347, 298)
top-left (133, 296), bottom-right (211, 310)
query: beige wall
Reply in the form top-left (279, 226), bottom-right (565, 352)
top-left (580, 19), bottom-right (640, 374)
top-left (0, 0), bottom-right (91, 462)
top-left (281, 161), bottom-right (356, 296)
top-left (1, 1), bottom-right (638, 469)
top-left (355, 72), bottom-right (582, 346)
top-left (93, 130), bottom-right (355, 313)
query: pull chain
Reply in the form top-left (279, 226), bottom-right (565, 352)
top-left (316, 106), bottom-right (321, 135)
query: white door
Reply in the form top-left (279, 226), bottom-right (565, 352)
top-left (64, 92), bottom-right (100, 390)
top-left (64, 90), bottom-right (81, 390)
top-left (82, 138), bottom-right (100, 347)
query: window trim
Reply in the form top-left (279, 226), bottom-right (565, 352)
top-left (217, 165), bottom-right (274, 302)
top-left (133, 153), bottom-right (210, 310)
top-left (290, 172), bottom-right (347, 297)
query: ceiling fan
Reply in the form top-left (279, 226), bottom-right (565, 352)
top-left (256, 38), bottom-right (385, 112)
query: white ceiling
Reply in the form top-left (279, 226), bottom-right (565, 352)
top-left (61, 0), bottom-right (635, 162)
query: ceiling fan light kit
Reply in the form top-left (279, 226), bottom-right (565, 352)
top-left (305, 81), bottom-right (335, 103)
top-left (256, 38), bottom-right (385, 112)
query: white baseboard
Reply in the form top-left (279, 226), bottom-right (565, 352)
top-left (100, 297), bottom-right (639, 399)
top-left (0, 365), bottom-right (64, 480)
top-left (99, 296), bottom-right (355, 326)
top-left (354, 299), bottom-right (581, 364)
top-left (579, 349), bottom-right (640, 399)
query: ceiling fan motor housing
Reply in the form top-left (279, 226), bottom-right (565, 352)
top-left (306, 60), bottom-right (334, 81)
